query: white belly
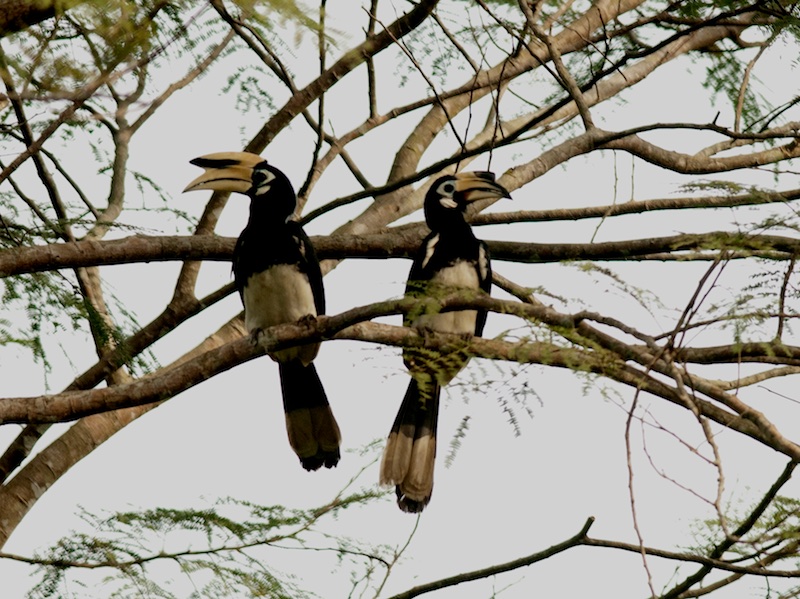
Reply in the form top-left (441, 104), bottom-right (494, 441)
top-left (416, 309), bottom-right (477, 334)
top-left (414, 261), bottom-right (479, 334)
top-left (243, 264), bottom-right (317, 332)
top-left (430, 260), bottom-right (480, 289)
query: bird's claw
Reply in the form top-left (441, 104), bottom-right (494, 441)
top-left (297, 314), bottom-right (318, 327)
top-left (250, 327), bottom-right (279, 359)
top-left (416, 324), bottom-right (437, 338)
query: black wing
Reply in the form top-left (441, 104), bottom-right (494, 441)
top-left (232, 221), bottom-right (325, 315)
top-left (290, 222), bottom-right (326, 316)
top-left (406, 232), bottom-right (438, 288)
top-left (232, 234), bottom-right (248, 299)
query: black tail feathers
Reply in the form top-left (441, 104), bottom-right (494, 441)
top-left (379, 377), bottom-right (440, 512)
top-left (279, 361), bottom-right (341, 471)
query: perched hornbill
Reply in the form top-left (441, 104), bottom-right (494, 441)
top-left (184, 152), bottom-right (341, 471)
top-left (380, 172), bottom-right (511, 512)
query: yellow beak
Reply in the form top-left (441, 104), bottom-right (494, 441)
top-left (453, 171), bottom-right (511, 202)
top-left (183, 152), bottom-right (266, 194)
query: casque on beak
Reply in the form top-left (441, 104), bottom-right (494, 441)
top-left (453, 171), bottom-right (512, 202)
top-left (183, 151), bottom-right (266, 194)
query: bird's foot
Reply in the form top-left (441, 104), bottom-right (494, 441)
top-left (297, 314), bottom-right (318, 327)
top-left (250, 327), bottom-right (279, 356)
top-left (415, 324), bottom-right (439, 338)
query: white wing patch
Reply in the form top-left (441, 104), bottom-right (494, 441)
top-left (293, 235), bottom-right (307, 260)
top-left (478, 245), bottom-right (489, 283)
top-left (421, 234), bottom-right (439, 270)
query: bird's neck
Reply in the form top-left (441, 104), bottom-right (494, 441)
top-left (429, 212), bottom-right (475, 240)
top-left (246, 198), bottom-right (294, 230)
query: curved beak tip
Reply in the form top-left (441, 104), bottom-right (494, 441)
top-left (455, 171), bottom-right (511, 201)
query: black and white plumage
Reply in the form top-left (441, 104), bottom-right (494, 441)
top-left (379, 172), bottom-right (511, 512)
top-left (184, 152), bottom-right (340, 471)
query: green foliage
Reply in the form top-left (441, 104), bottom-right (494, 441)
top-left (571, 262), bottom-right (664, 315)
top-left (701, 46), bottom-right (767, 130)
top-left (222, 64), bottom-right (278, 116)
top-left (673, 0), bottom-right (731, 20)
top-left (228, 0), bottom-right (325, 41)
top-left (9, 0), bottom-right (159, 94)
top-left (664, 3), bottom-right (800, 132)
top-left (0, 1), bottom-right (216, 372)
top-left (690, 493), bottom-right (800, 578)
top-left (444, 351), bottom-right (544, 468)
top-left (27, 486), bottom-right (390, 599)
top-left (676, 180), bottom-right (747, 195)
top-left (0, 266), bottom-right (158, 379)
top-left (2, 272), bottom-right (85, 375)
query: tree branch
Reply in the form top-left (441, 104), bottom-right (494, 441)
top-left (386, 517), bottom-right (596, 599)
top-left (9, 230), bottom-right (800, 278)
top-left (244, 0), bottom-right (439, 153)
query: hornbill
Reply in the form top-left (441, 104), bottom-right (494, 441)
top-left (184, 152), bottom-right (340, 471)
top-left (379, 172), bottom-right (511, 512)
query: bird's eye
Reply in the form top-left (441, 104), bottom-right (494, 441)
top-left (436, 181), bottom-right (456, 197)
top-left (252, 168), bottom-right (277, 196)
top-left (254, 169), bottom-right (276, 185)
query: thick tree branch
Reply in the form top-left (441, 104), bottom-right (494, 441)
top-left (0, 0), bottom-right (85, 35)
top-left (0, 315), bottom-right (248, 547)
top-left (364, 0), bottom-right (644, 222)
top-left (7, 230), bottom-right (800, 278)
top-left (0, 283), bottom-right (234, 484)
top-left (470, 188), bottom-right (800, 226)
top-left (0, 294), bottom-right (796, 462)
top-left (603, 134), bottom-right (800, 174)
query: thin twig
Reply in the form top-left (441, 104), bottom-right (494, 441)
top-left (520, 1), bottom-right (594, 130)
top-left (385, 518), bottom-right (595, 599)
